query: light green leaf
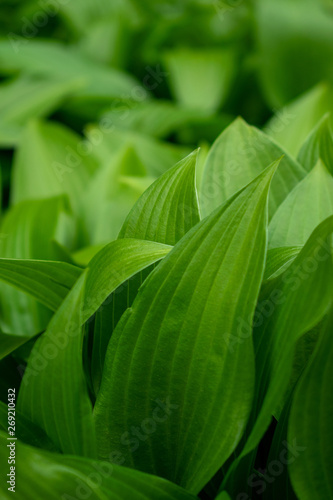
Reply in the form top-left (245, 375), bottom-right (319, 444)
top-left (11, 120), bottom-right (98, 212)
top-left (0, 433), bottom-right (197, 500)
top-left (268, 160), bottom-right (333, 248)
top-left (82, 146), bottom-right (153, 245)
top-left (0, 196), bottom-right (75, 337)
top-left (94, 161), bottom-right (279, 493)
top-left (0, 76), bottom-right (81, 147)
top-left (297, 113), bottom-right (333, 173)
top-left (265, 83), bottom-right (333, 157)
top-left (200, 117), bottom-right (305, 218)
top-left (0, 39), bottom-right (142, 104)
top-left (288, 309), bottom-right (333, 500)
top-left (163, 48), bottom-right (237, 112)
top-left (17, 272), bottom-right (97, 457)
top-left (0, 258), bottom-right (82, 311)
top-left (119, 150), bottom-right (200, 244)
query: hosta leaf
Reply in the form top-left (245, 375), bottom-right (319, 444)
top-left (119, 150), bottom-right (200, 244)
top-left (0, 76), bottom-right (81, 147)
top-left (297, 113), bottom-right (333, 173)
top-left (0, 40), bottom-right (141, 103)
top-left (0, 258), bottom-right (82, 311)
top-left (11, 119), bottom-right (98, 211)
top-left (0, 433), bottom-right (196, 500)
top-left (17, 239), bottom-right (171, 456)
top-left (263, 246), bottom-right (301, 281)
top-left (163, 48), bottom-right (237, 112)
top-left (268, 160), bottom-right (333, 248)
top-left (265, 83), bottom-right (333, 157)
top-left (94, 161), bottom-right (279, 493)
top-left (230, 217), bottom-right (333, 478)
top-left (0, 196), bottom-right (75, 337)
top-left (87, 126), bottom-right (191, 177)
top-left (200, 117), bottom-right (305, 219)
top-left (17, 272), bottom-right (97, 457)
top-left (288, 309), bottom-right (333, 500)
top-left (83, 239), bottom-right (172, 322)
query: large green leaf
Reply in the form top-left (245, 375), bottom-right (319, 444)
top-left (119, 150), bottom-right (200, 244)
top-left (94, 161), bottom-right (279, 493)
top-left (227, 217), bottom-right (333, 483)
top-left (163, 48), bottom-right (237, 112)
top-left (297, 113), bottom-right (333, 174)
top-left (200, 117), bottom-right (305, 218)
top-left (0, 433), bottom-right (196, 500)
top-left (17, 239), bottom-right (171, 456)
top-left (0, 196), bottom-right (75, 337)
top-left (268, 160), bottom-right (333, 248)
top-left (265, 83), bottom-right (333, 157)
top-left (288, 309), bottom-right (333, 500)
top-left (17, 272), bottom-right (97, 457)
top-left (11, 119), bottom-right (98, 212)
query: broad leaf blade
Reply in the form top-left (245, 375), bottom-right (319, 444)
top-left (119, 150), bottom-right (200, 244)
top-left (297, 113), bottom-right (333, 174)
top-left (94, 161), bottom-right (279, 493)
top-left (288, 309), bottom-right (333, 500)
top-left (17, 272), bottom-right (97, 457)
top-left (200, 117), bottom-right (305, 218)
top-left (0, 433), bottom-right (197, 500)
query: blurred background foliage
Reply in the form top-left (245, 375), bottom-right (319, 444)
top-left (0, 0), bottom-right (332, 243)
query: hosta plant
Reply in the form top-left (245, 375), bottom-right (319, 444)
top-left (0, 110), bottom-right (333, 500)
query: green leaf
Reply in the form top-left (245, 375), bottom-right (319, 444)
top-left (264, 246), bottom-right (301, 281)
top-left (0, 39), bottom-right (142, 104)
top-left (83, 238), bottom-right (172, 323)
top-left (11, 120), bottom-right (98, 212)
top-left (288, 309), bottom-right (333, 500)
top-left (0, 76), bottom-right (81, 147)
top-left (200, 117), bottom-right (305, 218)
top-left (119, 150), bottom-right (200, 244)
top-left (231, 217), bottom-right (333, 476)
top-left (0, 196), bottom-right (75, 337)
top-left (163, 48), bottom-right (237, 112)
top-left (17, 272), bottom-right (97, 457)
top-left (0, 432), bottom-right (197, 500)
top-left (94, 161), bottom-right (279, 493)
top-left (265, 83), bottom-right (333, 157)
top-left (297, 113), bottom-right (333, 173)
top-left (268, 160), bottom-right (333, 248)
top-left (0, 331), bottom-right (32, 360)
top-left (0, 258), bottom-right (82, 311)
